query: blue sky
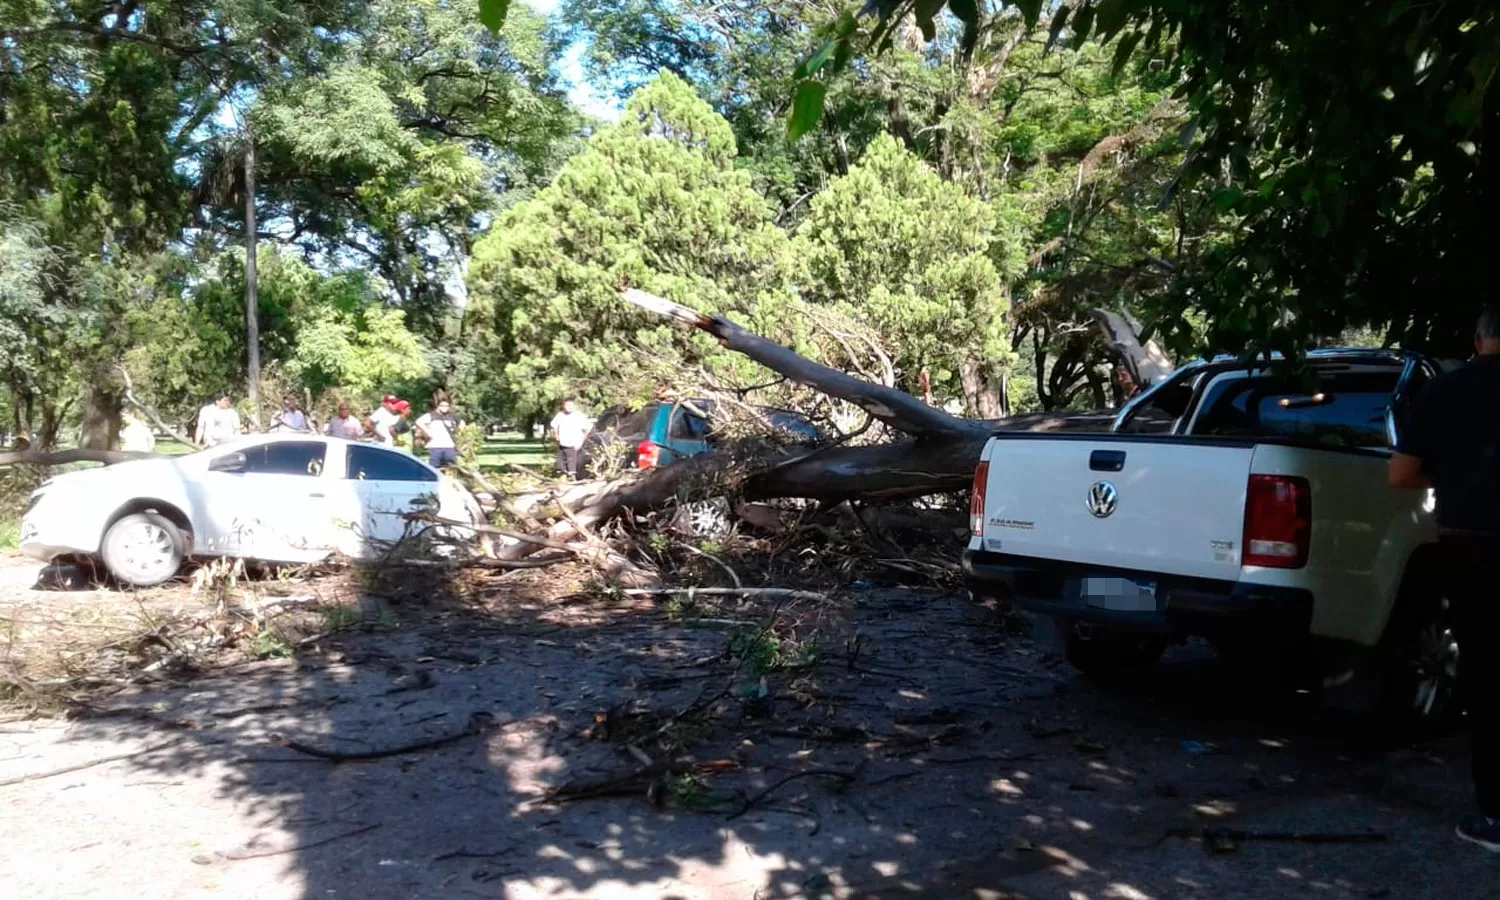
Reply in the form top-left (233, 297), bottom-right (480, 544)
top-left (520, 0), bottom-right (621, 122)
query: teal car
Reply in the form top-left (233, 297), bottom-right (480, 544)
top-left (578, 399), bottom-right (818, 476)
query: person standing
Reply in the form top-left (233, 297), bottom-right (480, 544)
top-left (120, 413), bottom-right (156, 454)
top-left (391, 400), bottom-right (414, 452)
top-left (549, 398), bottom-right (591, 480)
top-left (271, 394), bottom-right (309, 432)
top-left (1389, 306), bottom-right (1500, 851)
top-left (325, 402), bottom-right (366, 440)
top-left (366, 395), bottom-right (402, 446)
top-left (414, 395), bottom-right (462, 470)
top-left (194, 393), bottom-right (242, 448)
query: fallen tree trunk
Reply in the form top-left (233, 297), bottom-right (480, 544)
top-left (0, 448), bottom-right (158, 468)
top-left (490, 291), bottom-right (1122, 562)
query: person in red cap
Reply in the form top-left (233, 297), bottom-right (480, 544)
top-left (365, 395), bottom-right (403, 446)
top-left (391, 400), bottom-right (414, 452)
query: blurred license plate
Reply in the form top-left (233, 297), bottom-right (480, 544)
top-left (1083, 577), bottom-right (1157, 612)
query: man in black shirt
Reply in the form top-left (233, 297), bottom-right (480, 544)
top-left (1390, 307), bottom-right (1500, 850)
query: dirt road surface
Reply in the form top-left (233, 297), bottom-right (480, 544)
top-left (0, 554), bottom-right (1494, 899)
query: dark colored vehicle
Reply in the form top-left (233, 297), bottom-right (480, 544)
top-left (577, 399), bottom-right (818, 477)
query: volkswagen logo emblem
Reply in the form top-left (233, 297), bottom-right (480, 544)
top-left (1087, 481), bottom-right (1118, 518)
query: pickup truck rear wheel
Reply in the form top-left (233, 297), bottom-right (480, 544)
top-left (1380, 594), bottom-right (1462, 732)
top-left (1065, 628), bottom-right (1168, 676)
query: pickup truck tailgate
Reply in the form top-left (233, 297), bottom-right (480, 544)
top-left (980, 437), bottom-right (1253, 581)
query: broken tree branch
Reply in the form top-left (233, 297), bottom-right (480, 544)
top-left (623, 289), bottom-right (982, 439)
top-left (0, 448), bottom-right (156, 467)
top-left (217, 823), bottom-right (381, 861)
top-left (0, 738), bottom-right (184, 786)
top-left (116, 365), bottom-right (199, 448)
top-left (727, 766), bottom-right (864, 821)
top-left (274, 712), bottom-right (494, 762)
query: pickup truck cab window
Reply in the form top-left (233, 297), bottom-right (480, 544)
top-left (1194, 370), bottom-right (1400, 449)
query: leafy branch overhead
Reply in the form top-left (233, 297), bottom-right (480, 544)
top-left (791, 0), bottom-right (1500, 354)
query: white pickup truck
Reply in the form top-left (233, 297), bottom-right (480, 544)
top-left (962, 349), bottom-right (1458, 726)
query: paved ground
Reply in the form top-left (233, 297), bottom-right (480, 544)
top-left (0, 556), bottom-right (1496, 900)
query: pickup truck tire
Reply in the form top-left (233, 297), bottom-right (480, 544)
top-left (1065, 628), bottom-right (1168, 676)
top-left (101, 512), bottom-right (186, 588)
top-left (1378, 586), bottom-right (1463, 733)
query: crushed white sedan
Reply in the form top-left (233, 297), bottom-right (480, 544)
top-left (20, 434), bottom-right (483, 587)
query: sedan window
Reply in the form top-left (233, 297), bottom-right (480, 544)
top-left (242, 441), bottom-right (327, 477)
top-left (346, 444), bottom-right (438, 482)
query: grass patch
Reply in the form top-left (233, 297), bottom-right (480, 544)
top-left (0, 516), bottom-right (18, 552)
top-left (475, 433), bottom-right (551, 472)
top-left (154, 438), bottom-right (198, 457)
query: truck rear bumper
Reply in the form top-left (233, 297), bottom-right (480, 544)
top-left (962, 549), bottom-right (1312, 640)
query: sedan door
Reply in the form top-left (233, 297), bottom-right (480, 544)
top-left (198, 440), bottom-right (336, 562)
top-left (339, 444), bottom-right (442, 558)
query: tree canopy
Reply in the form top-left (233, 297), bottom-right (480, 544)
top-left (468, 72), bottom-right (797, 417)
top-left (5, 0), bottom-right (1494, 449)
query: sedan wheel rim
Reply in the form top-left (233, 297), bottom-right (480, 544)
top-left (116, 522), bottom-right (176, 581)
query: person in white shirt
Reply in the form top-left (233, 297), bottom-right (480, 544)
top-left (365, 395), bottom-right (402, 446)
top-left (271, 394), bottom-right (309, 432)
top-left (414, 397), bottom-right (462, 469)
top-left (120, 414), bottom-right (156, 454)
top-left (549, 398), bottom-right (592, 480)
top-left (194, 394), bottom-right (242, 448)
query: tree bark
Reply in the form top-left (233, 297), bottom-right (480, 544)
top-left (80, 381), bottom-right (121, 451)
top-left (244, 126), bottom-right (262, 429)
top-left (0, 448), bottom-right (155, 468)
top-left (1093, 308), bottom-right (1174, 389)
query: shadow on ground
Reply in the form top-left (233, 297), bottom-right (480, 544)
top-left (0, 557), bottom-right (1493, 900)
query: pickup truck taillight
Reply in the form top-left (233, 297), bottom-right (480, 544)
top-left (637, 440), bottom-right (662, 469)
top-left (1243, 475), bottom-right (1311, 568)
top-left (969, 461), bottom-right (989, 536)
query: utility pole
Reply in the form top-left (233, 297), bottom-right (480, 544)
top-left (244, 125), bottom-right (262, 428)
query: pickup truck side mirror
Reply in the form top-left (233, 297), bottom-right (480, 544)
top-left (208, 451), bottom-right (247, 474)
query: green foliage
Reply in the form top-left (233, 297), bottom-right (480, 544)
top-left (321, 606), bottom-right (363, 635)
top-left (252, 629), bottom-right (296, 660)
top-left (819, 0), bottom-right (1500, 356)
top-left (479, 0), bottom-right (512, 34)
top-left (289, 302), bottom-right (430, 401)
top-left (469, 72), bottom-right (796, 417)
top-left (795, 134), bottom-right (1019, 404)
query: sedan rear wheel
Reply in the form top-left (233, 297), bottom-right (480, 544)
top-left (101, 512), bottom-right (185, 588)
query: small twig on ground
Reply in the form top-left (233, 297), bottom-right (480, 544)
top-left (727, 766), bottom-right (863, 821)
top-left (433, 847), bottom-right (517, 862)
top-left (274, 712), bottom-right (493, 762)
top-left (216, 823), bottom-right (381, 861)
top-left (676, 542), bottom-right (742, 589)
top-left (393, 553), bottom-right (574, 571)
top-left (405, 514), bottom-right (582, 554)
top-left (1164, 827), bottom-right (1389, 846)
top-left (546, 761), bottom-right (691, 802)
top-left (624, 587), bottom-right (826, 602)
top-left (0, 738), bottom-right (184, 786)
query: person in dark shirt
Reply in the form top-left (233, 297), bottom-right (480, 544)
top-left (1390, 306), bottom-right (1500, 851)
